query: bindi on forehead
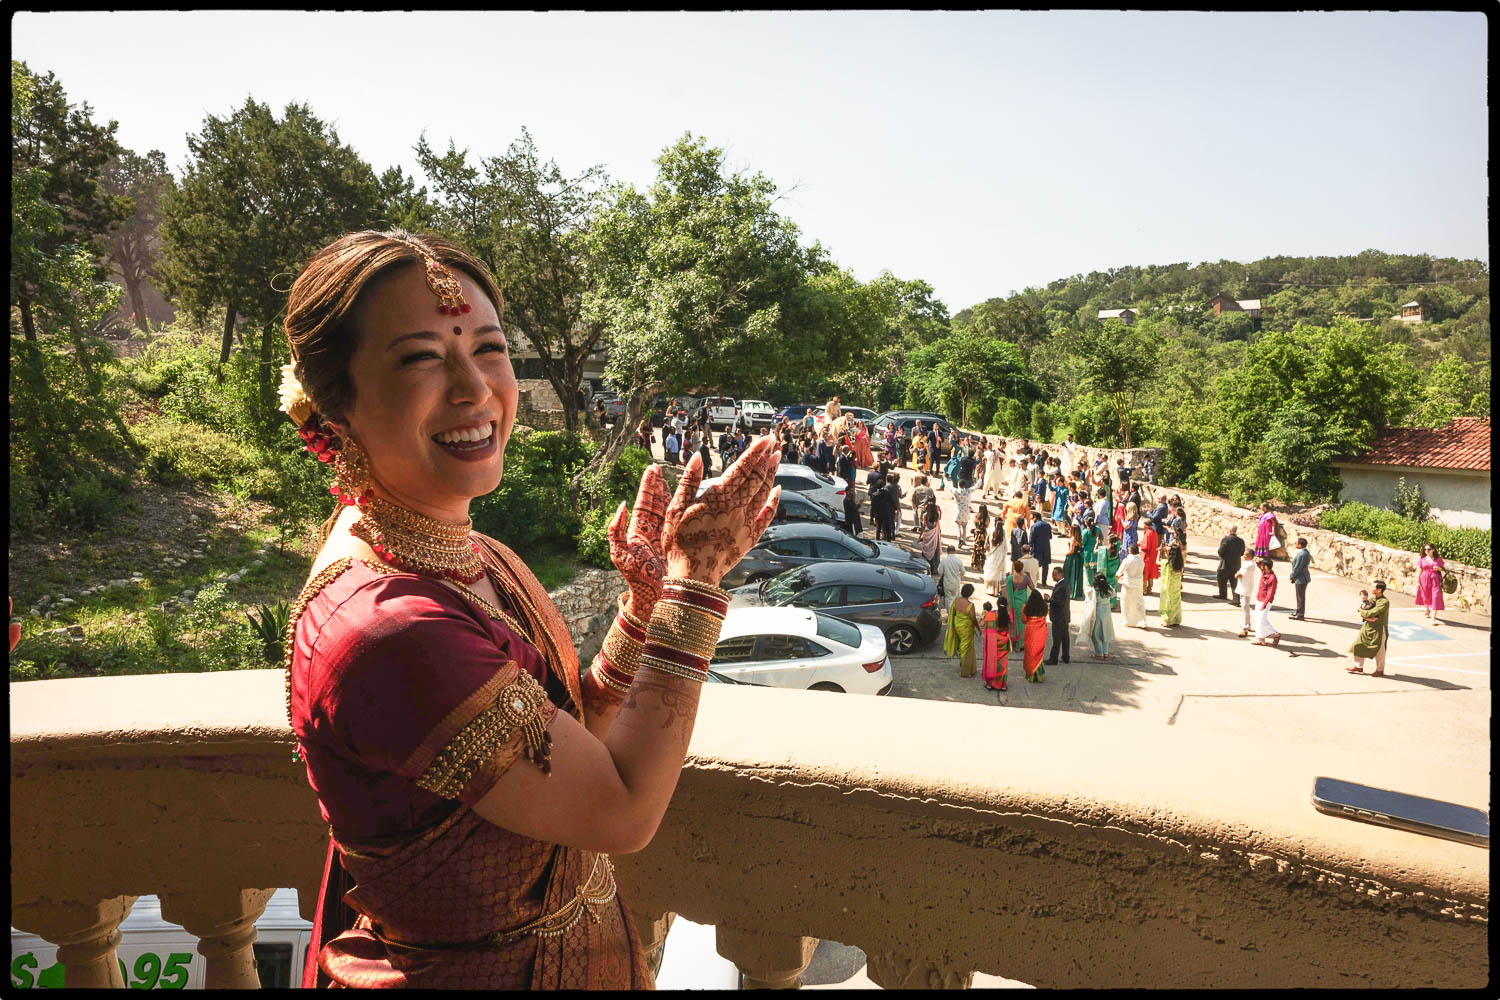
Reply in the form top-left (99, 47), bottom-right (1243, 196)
top-left (453, 326), bottom-right (462, 336)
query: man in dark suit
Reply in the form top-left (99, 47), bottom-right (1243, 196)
top-left (1010, 511), bottom-right (1030, 561)
top-left (1045, 565), bottom-right (1071, 664)
top-left (883, 473), bottom-right (904, 541)
top-left (870, 474), bottom-right (894, 541)
top-left (1216, 525), bottom-right (1246, 602)
top-left (1029, 517), bottom-right (1053, 580)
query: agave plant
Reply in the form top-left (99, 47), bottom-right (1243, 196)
top-left (244, 602), bottom-right (292, 666)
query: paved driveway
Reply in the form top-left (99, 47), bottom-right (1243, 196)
top-left (646, 441), bottom-right (1491, 802)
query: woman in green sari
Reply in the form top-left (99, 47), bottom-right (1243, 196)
top-left (1003, 560), bottom-right (1032, 653)
top-left (1158, 542), bottom-right (1184, 627)
top-left (1080, 515), bottom-right (1100, 582)
top-left (1062, 523), bottom-right (1084, 601)
top-left (944, 582), bottom-right (980, 677)
top-left (1103, 535), bottom-right (1122, 612)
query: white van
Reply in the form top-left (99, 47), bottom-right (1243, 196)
top-left (10, 889), bottom-right (311, 989)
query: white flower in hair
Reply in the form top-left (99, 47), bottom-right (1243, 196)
top-left (278, 363), bottom-right (315, 426)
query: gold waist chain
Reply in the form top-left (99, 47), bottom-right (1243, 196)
top-left (367, 853), bottom-right (617, 952)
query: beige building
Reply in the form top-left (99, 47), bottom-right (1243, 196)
top-left (1333, 416), bottom-right (1491, 529)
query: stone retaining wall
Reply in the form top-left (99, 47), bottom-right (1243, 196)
top-left (547, 565), bottom-right (625, 665)
top-left (1145, 487), bottom-right (1491, 617)
top-left (953, 429), bottom-right (1165, 481)
top-left (515, 378), bottom-right (566, 432)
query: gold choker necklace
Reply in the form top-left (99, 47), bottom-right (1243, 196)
top-left (351, 497), bottom-right (485, 584)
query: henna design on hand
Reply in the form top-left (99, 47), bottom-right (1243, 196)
top-left (661, 438), bottom-right (781, 586)
top-left (609, 464), bottom-right (671, 618)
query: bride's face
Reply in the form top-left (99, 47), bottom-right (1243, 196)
top-left (335, 265), bottom-right (518, 520)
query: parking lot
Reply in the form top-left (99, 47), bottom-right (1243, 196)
top-left (640, 433), bottom-right (1491, 810)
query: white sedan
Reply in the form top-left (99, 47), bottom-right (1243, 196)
top-left (706, 606), bottom-right (893, 696)
top-left (697, 463), bottom-right (848, 512)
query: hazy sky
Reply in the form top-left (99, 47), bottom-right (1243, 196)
top-left (13, 10), bottom-right (1489, 312)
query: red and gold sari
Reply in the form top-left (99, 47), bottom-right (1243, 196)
top-left (289, 535), bottom-right (653, 989)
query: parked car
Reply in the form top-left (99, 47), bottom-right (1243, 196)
top-left (869, 412), bottom-right (960, 461)
top-left (771, 463), bottom-right (847, 509)
top-left (689, 396), bottom-right (739, 429)
top-left (705, 606), bottom-right (893, 695)
top-left (729, 562), bottom-right (940, 656)
top-left (775, 404), bottom-right (818, 423)
top-left (738, 399), bottom-right (776, 429)
top-left (699, 480), bottom-right (842, 527)
top-left (718, 522), bottom-right (927, 590)
top-left (593, 395), bottom-right (626, 422)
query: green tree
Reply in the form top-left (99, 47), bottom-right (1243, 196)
top-left (1414, 355), bottom-right (1485, 427)
top-left (373, 164), bottom-right (436, 232)
top-left (583, 133), bottom-right (817, 472)
top-left (98, 148), bottom-right (175, 331)
top-left (158, 98), bottom-right (381, 432)
top-left (1076, 319), bottom-right (1162, 448)
top-left (10, 60), bottom-right (130, 342)
top-left (1030, 400), bottom-right (1054, 440)
top-left (416, 127), bottom-right (608, 431)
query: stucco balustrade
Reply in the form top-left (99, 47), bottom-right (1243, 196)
top-left (10, 670), bottom-right (1489, 988)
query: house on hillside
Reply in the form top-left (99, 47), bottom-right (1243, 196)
top-left (1097, 308), bottom-right (1136, 325)
top-left (1331, 416), bottom-right (1491, 529)
top-left (1394, 301), bottom-right (1425, 324)
top-left (1208, 294), bottom-right (1264, 330)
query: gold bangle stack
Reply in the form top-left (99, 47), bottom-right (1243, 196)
top-left (639, 578), bottom-right (730, 685)
top-left (590, 593), bottom-right (646, 696)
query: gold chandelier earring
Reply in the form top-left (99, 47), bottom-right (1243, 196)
top-left (331, 433), bottom-right (375, 510)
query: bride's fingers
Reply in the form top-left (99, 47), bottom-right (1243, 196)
top-left (665, 451), bottom-right (705, 528)
top-left (751, 485), bottom-right (782, 537)
top-left (631, 464), bottom-right (669, 542)
top-left (607, 501), bottom-right (630, 549)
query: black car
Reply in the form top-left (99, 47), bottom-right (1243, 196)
top-left (730, 562), bottom-right (940, 655)
top-left (719, 523), bottom-right (928, 590)
top-left (870, 412), bottom-right (960, 461)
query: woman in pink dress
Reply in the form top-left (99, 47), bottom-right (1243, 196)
top-left (1253, 503), bottom-right (1279, 558)
top-left (1415, 543), bottom-right (1446, 624)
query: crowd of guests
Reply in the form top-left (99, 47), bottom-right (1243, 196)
top-left (635, 398), bottom-right (1449, 684)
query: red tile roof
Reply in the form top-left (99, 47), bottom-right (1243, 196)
top-left (1340, 417), bottom-right (1491, 472)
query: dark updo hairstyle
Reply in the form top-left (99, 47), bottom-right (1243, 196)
top-left (283, 229), bottom-right (504, 432)
top-left (1023, 588), bottom-right (1048, 618)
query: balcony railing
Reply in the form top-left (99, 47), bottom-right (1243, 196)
top-left (11, 670), bottom-right (1489, 988)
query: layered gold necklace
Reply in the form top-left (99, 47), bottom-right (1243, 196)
top-left (350, 496), bottom-right (486, 584)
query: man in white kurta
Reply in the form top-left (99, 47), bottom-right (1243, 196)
top-left (1119, 544), bottom-right (1147, 627)
top-left (1060, 434), bottom-right (1078, 479)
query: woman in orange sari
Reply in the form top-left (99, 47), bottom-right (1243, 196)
top-left (851, 419), bottom-right (875, 468)
top-left (1021, 588), bottom-right (1049, 682)
top-left (1139, 517), bottom-right (1160, 596)
top-left (281, 231), bottom-right (781, 989)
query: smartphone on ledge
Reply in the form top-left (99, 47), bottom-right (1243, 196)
top-left (1312, 776), bottom-right (1489, 848)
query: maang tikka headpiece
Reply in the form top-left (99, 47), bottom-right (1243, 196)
top-left (411, 243), bottom-right (471, 316)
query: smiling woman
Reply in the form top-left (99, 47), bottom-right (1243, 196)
top-left (276, 230), bottom-right (782, 989)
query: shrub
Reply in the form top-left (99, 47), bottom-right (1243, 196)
top-left (1320, 502), bottom-right (1490, 569)
top-left (132, 415), bottom-right (264, 490)
top-left (1390, 477), bottom-right (1431, 523)
top-left (471, 429), bottom-right (592, 552)
top-left (575, 445), bottom-right (654, 570)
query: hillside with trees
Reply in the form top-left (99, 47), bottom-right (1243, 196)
top-left (896, 252), bottom-right (1489, 507)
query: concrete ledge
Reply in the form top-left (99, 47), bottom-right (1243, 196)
top-left (10, 672), bottom-right (1489, 987)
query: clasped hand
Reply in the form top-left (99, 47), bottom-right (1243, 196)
top-left (608, 438), bottom-right (781, 616)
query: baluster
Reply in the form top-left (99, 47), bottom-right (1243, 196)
top-left (628, 908), bottom-right (677, 982)
top-left (10, 895), bottom-right (138, 987)
top-left (715, 925), bottom-right (819, 989)
top-left (865, 950), bottom-right (976, 989)
top-left (159, 887), bottom-right (274, 988)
